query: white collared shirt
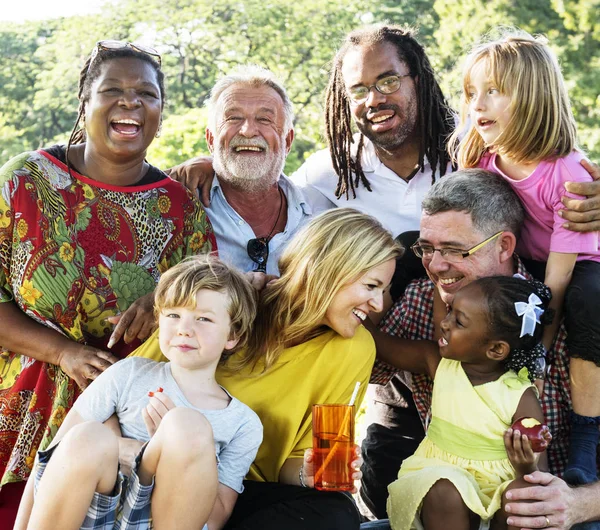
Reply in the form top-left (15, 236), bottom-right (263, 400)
top-left (292, 136), bottom-right (443, 237)
top-left (205, 174), bottom-right (312, 275)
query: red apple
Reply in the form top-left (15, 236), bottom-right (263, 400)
top-left (511, 417), bottom-right (552, 453)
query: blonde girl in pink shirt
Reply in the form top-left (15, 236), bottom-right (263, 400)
top-left (450, 30), bottom-right (600, 487)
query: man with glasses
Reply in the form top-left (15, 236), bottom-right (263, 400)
top-left (201, 65), bottom-right (311, 276)
top-left (365, 169), bottom-right (573, 524)
top-left (292, 25), bottom-right (455, 239)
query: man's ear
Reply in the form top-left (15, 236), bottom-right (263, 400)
top-left (486, 340), bottom-right (510, 362)
top-left (285, 128), bottom-right (294, 155)
top-left (206, 128), bottom-right (215, 153)
top-left (498, 231), bottom-right (517, 263)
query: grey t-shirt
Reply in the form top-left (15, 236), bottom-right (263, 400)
top-left (73, 357), bottom-right (263, 493)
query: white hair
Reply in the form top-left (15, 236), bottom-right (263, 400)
top-left (206, 65), bottom-right (294, 133)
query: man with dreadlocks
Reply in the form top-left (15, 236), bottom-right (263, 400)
top-left (295, 25), bottom-right (457, 522)
top-left (293, 24), bottom-right (454, 239)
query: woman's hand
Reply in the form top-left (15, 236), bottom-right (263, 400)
top-left (106, 292), bottom-right (156, 348)
top-left (58, 343), bottom-right (118, 390)
top-left (504, 427), bottom-right (538, 477)
top-left (561, 159), bottom-right (600, 232)
top-left (301, 448), bottom-right (315, 488)
top-left (142, 390), bottom-right (176, 437)
top-left (302, 444), bottom-right (363, 493)
top-left (166, 156), bottom-right (215, 206)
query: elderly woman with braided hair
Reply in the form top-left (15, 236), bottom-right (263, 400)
top-left (0, 40), bottom-right (215, 522)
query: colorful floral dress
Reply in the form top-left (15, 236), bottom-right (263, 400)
top-left (0, 149), bottom-right (215, 486)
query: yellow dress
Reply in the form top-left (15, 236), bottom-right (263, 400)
top-left (387, 359), bottom-right (534, 530)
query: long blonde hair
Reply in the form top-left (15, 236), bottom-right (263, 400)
top-left (450, 29), bottom-right (578, 168)
top-left (229, 208), bottom-right (402, 373)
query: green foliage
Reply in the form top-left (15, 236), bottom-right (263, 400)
top-left (0, 0), bottom-right (598, 169)
top-left (147, 108), bottom-right (209, 169)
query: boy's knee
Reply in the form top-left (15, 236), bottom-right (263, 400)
top-left (158, 408), bottom-right (214, 452)
top-left (60, 421), bottom-right (119, 466)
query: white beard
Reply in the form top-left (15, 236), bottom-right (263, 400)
top-left (213, 136), bottom-right (286, 193)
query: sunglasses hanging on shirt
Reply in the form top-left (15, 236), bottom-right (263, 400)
top-left (246, 187), bottom-right (285, 273)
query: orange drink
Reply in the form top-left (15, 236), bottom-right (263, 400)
top-left (312, 404), bottom-right (355, 491)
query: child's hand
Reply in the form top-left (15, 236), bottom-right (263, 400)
top-left (142, 390), bottom-right (176, 437)
top-left (302, 444), bottom-right (363, 492)
top-left (118, 437), bottom-right (145, 477)
top-left (504, 427), bottom-right (538, 477)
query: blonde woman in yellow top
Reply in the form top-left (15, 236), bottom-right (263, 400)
top-left (133, 208), bottom-right (402, 530)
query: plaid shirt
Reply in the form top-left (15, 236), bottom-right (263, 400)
top-left (371, 257), bottom-right (571, 475)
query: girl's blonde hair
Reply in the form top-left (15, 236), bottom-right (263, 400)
top-left (154, 254), bottom-right (258, 355)
top-left (229, 208), bottom-right (403, 373)
top-left (450, 29), bottom-right (578, 168)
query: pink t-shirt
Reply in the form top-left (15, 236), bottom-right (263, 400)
top-left (479, 151), bottom-right (600, 262)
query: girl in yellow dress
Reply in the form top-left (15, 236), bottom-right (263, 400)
top-left (386, 275), bottom-right (553, 530)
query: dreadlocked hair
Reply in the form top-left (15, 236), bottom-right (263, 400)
top-left (325, 24), bottom-right (456, 200)
top-left (65, 47), bottom-right (165, 176)
top-left (472, 275), bottom-right (555, 382)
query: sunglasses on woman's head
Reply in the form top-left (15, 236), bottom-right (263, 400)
top-left (88, 40), bottom-right (162, 71)
top-left (247, 237), bottom-right (269, 273)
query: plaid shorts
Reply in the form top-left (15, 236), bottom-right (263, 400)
top-left (35, 442), bottom-right (154, 530)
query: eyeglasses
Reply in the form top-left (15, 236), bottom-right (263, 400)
top-left (89, 40), bottom-right (162, 71)
top-left (411, 231), bottom-right (504, 263)
top-left (346, 74), bottom-right (412, 104)
top-left (247, 237), bottom-right (269, 273)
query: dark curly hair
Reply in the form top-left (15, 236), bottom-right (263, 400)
top-left (65, 46), bottom-right (165, 175)
top-left (325, 24), bottom-right (456, 199)
top-left (472, 275), bottom-right (554, 381)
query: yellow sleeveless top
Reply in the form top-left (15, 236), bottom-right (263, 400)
top-left (387, 358), bottom-right (535, 529)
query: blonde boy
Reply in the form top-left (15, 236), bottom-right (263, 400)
top-left (16, 255), bottom-right (262, 530)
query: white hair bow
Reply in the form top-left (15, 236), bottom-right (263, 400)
top-left (514, 293), bottom-right (544, 338)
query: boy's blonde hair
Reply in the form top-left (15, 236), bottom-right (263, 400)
top-left (450, 29), bottom-right (578, 168)
top-left (154, 255), bottom-right (257, 354)
top-left (229, 208), bottom-right (403, 373)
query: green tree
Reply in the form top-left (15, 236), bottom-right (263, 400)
top-left (0, 0), bottom-right (597, 166)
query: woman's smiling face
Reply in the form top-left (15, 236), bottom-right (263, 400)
top-left (321, 259), bottom-right (396, 339)
top-left (84, 57), bottom-right (162, 162)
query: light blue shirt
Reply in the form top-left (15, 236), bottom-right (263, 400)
top-left (205, 174), bottom-right (312, 275)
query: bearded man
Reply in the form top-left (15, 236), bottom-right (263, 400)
top-left (203, 65), bottom-right (311, 275)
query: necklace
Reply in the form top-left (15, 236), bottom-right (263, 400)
top-left (258, 186), bottom-right (285, 241)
